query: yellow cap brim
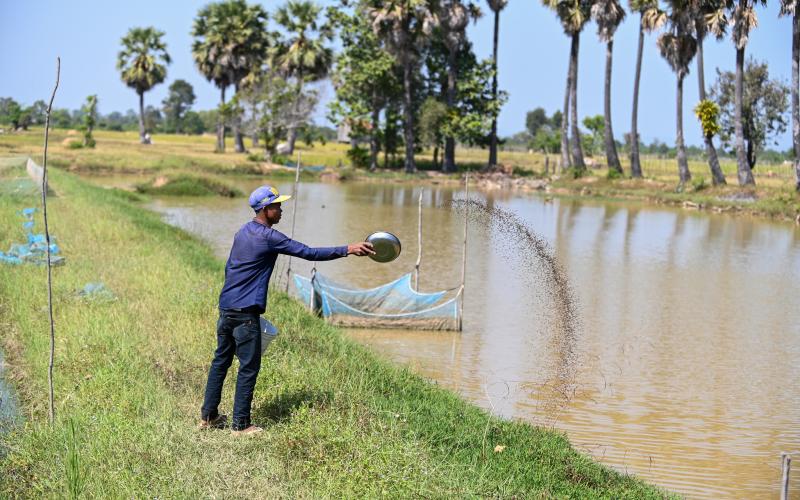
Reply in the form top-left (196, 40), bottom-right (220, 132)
top-left (273, 195), bottom-right (291, 203)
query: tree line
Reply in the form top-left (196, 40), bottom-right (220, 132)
top-left (514, 57), bottom-right (791, 168)
top-left (1, 0), bottom-right (798, 190)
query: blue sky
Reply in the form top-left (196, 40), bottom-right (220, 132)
top-left (0, 0), bottom-right (793, 149)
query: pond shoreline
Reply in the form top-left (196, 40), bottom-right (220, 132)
top-left (0, 168), bottom-right (671, 497)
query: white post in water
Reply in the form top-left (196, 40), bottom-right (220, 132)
top-left (781, 452), bottom-right (792, 500)
top-left (458, 171), bottom-right (469, 331)
top-left (309, 267), bottom-right (317, 313)
top-left (414, 189), bottom-right (423, 290)
top-left (285, 152), bottom-right (302, 293)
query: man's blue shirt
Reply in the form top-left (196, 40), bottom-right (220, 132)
top-left (219, 220), bottom-right (347, 313)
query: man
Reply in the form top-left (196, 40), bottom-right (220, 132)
top-left (199, 185), bottom-right (374, 435)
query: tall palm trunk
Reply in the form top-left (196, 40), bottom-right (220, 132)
top-left (233, 83), bottom-right (246, 153)
top-left (138, 91), bottom-right (148, 145)
top-left (216, 86), bottom-right (226, 153)
top-left (488, 7), bottom-right (501, 169)
top-left (370, 97), bottom-right (380, 172)
top-left (402, 58), bottom-right (416, 173)
top-left (286, 77), bottom-right (304, 155)
top-left (630, 19), bottom-right (644, 178)
top-left (696, 28), bottom-right (726, 185)
top-left (734, 47), bottom-right (755, 185)
top-left (560, 51), bottom-right (572, 171)
top-left (676, 74), bottom-right (692, 185)
top-left (569, 32), bottom-right (586, 170)
top-left (604, 39), bottom-right (622, 173)
top-left (792, 10), bottom-right (800, 192)
top-left (443, 47), bottom-right (458, 173)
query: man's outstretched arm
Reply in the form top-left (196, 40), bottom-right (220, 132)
top-left (271, 232), bottom-right (374, 260)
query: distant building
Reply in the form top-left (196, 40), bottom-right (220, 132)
top-left (337, 122), bottom-right (351, 144)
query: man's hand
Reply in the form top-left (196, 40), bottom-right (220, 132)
top-left (347, 242), bottom-right (375, 256)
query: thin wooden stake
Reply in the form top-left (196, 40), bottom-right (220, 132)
top-left (285, 152), bottom-right (302, 293)
top-left (458, 171), bottom-right (469, 331)
top-left (414, 189), bottom-right (423, 290)
top-left (43, 57), bottom-right (60, 425)
top-left (781, 452), bottom-right (792, 500)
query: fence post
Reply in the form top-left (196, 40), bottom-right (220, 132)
top-left (414, 189), bottom-right (423, 290)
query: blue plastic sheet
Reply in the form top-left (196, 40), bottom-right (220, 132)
top-left (0, 207), bottom-right (65, 266)
top-left (77, 282), bottom-right (115, 301)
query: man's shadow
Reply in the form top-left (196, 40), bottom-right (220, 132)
top-left (254, 388), bottom-right (332, 424)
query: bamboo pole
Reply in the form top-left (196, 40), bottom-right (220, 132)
top-left (43, 57), bottom-right (60, 425)
top-left (285, 152), bottom-right (302, 293)
top-left (414, 189), bottom-right (423, 290)
top-left (458, 171), bottom-right (469, 331)
top-left (781, 452), bottom-right (792, 500)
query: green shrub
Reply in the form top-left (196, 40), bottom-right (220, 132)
top-left (606, 168), bottom-right (624, 180)
top-left (346, 147), bottom-right (370, 169)
top-left (692, 176), bottom-right (707, 192)
top-left (66, 141), bottom-right (84, 150)
top-left (247, 151), bottom-right (264, 162)
top-left (563, 167), bottom-right (586, 179)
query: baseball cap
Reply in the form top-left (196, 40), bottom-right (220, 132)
top-left (249, 185), bottom-right (291, 212)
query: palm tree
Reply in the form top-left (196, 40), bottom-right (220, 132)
top-left (693, 0), bottom-right (727, 185)
top-left (543, 0), bottom-right (594, 172)
top-left (486, 0), bottom-right (508, 169)
top-left (592, 0), bottom-right (625, 174)
top-left (629, 0), bottom-right (666, 178)
top-left (368, 0), bottom-right (438, 173)
top-left (439, 1), bottom-right (481, 173)
top-left (271, 0), bottom-right (333, 155)
top-left (780, 0), bottom-right (800, 192)
top-left (117, 27), bottom-right (170, 145)
top-left (707, 0), bottom-right (764, 186)
top-left (657, 0), bottom-right (696, 188)
top-left (192, 0), bottom-right (270, 153)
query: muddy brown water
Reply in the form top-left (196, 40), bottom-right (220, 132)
top-left (91, 176), bottom-right (800, 498)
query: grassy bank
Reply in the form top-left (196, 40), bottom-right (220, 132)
top-left (134, 172), bottom-right (243, 197)
top-left (545, 175), bottom-right (800, 222)
top-left (0, 164), bottom-right (671, 497)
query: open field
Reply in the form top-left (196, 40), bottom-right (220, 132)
top-left (0, 163), bottom-right (672, 497)
top-left (2, 127), bottom-right (795, 182)
top-left (1, 128), bottom-right (798, 221)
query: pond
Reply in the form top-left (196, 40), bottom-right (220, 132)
top-left (94, 175), bottom-right (800, 498)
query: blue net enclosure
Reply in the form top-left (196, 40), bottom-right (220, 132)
top-left (293, 272), bottom-right (461, 331)
top-left (0, 208), bottom-right (65, 266)
top-left (0, 157), bottom-right (39, 197)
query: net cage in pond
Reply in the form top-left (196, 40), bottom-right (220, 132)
top-left (293, 272), bottom-right (461, 331)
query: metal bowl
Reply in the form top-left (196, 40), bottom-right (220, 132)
top-left (365, 231), bottom-right (401, 263)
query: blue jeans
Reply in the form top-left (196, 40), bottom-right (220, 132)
top-left (201, 309), bottom-right (262, 430)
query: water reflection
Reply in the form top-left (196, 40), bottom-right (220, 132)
top-left (133, 177), bottom-right (799, 499)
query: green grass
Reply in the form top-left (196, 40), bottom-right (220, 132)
top-left (0, 164), bottom-right (672, 497)
top-left (546, 174), bottom-right (800, 221)
top-left (135, 172), bottom-right (243, 197)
